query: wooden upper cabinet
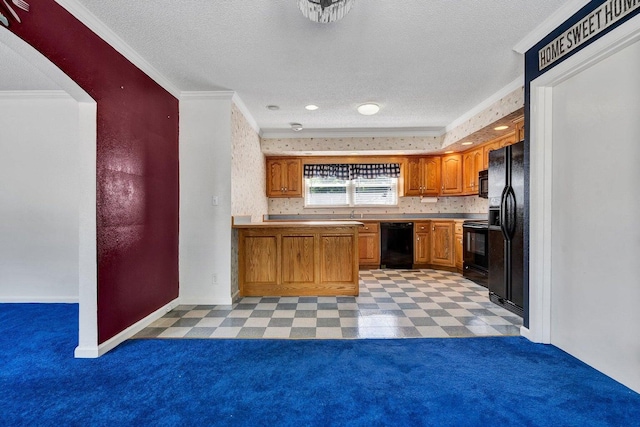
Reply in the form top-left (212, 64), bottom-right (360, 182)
top-left (514, 116), bottom-right (525, 141)
top-left (266, 158), bottom-right (302, 198)
top-left (441, 153), bottom-right (462, 195)
top-left (404, 157), bottom-right (441, 197)
top-left (482, 132), bottom-right (517, 170)
top-left (404, 157), bottom-right (423, 196)
top-left (430, 221), bottom-right (455, 267)
top-left (462, 148), bottom-right (483, 195)
top-left (423, 157), bottom-right (441, 196)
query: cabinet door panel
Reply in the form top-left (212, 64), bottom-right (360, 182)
top-left (455, 233), bottom-right (463, 270)
top-left (431, 222), bottom-right (454, 266)
top-left (414, 232), bottom-right (430, 264)
top-left (404, 157), bottom-right (423, 196)
top-left (320, 235), bottom-right (354, 283)
top-left (284, 159), bottom-right (302, 196)
top-left (359, 233), bottom-right (380, 265)
top-left (441, 154), bottom-right (462, 195)
top-left (462, 151), bottom-right (475, 194)
top-left (267, 160), bottom-right (284, 197)
top-left (282, 235), bottom-right (315, 283)
top-left (244, 236), bottom-right (278, 284)
top-left (423, 157), bottom-right (441, 196)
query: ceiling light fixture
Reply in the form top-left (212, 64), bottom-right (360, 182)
top-left (357, 103), bottom-right (380, 116)
top-left (266, 105), bottom-right (280, 110)
top-left (297, 0), bottom-right (355, 24)
top-left (305, 104), bottom-right (319, 111)
top-left (291, 123), bottom-right (304, 132)
top-left (494, 125), bottom-right (509, 131)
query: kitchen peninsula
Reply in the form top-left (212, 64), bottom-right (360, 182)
top-left (234, 221), bottom-right (362, 297)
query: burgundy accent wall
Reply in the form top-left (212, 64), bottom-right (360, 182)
top-left (8, 1), bottom-right (179, 343)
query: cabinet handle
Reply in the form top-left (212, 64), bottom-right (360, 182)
top-left (416, 237), bottom-right (420, 241)
top-left (281, 187), bottom-right (284, 192)
top-left (432, 226), bottom-right (435, 231)
top-left (284, 187), bottom-right (287, 192)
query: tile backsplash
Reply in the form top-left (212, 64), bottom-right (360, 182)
top-left (268, 195), bottom-right (488, 216)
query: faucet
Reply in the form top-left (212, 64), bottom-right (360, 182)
top-left (350, 210), bottom-right (355, 219)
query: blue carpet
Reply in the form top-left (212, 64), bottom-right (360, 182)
top-left (1, 304), bottom-right (639, 426)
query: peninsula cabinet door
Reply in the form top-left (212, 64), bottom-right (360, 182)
top-left (281, 235), bottom-right (315, 284)
top-left (320, 235), bottom-right (356, 284)
top-left (241, 235), bottom-right (279, 285)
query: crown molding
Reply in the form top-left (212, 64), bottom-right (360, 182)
top-left (179, 91), bottom-right (235, 100)
top-left (0, 90), bottom-right (73, 99)
top-left (513, 0), bottom-right (592, 54)
top-left (231, 93), bottom-right (260, 135)
top-left (260, 127), bottom-right (444, 140)
top-left (54, 0), bottom-right (181, 98)
top-left (444, 76), bottom-right (524, 134)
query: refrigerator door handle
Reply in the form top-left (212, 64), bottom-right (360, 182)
top-left (499, 186), bottom-right (509, 241)
top-left (505, 186), bottom-right (516, 240)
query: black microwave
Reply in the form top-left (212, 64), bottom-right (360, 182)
top-left (478, 170), bottom-right (488, 198)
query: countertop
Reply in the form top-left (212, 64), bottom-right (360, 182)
top-left (265, 213), bottom-right (486, 221)
top-left (232, 220), bottom-right (364, 229)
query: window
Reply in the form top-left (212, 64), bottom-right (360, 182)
top-left (304, 163), bottom-right (399, 207)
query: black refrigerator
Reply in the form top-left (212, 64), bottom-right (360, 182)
top-left (487, 141), bottom-right (524, 317)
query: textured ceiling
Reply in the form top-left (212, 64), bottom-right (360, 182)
top-left (2, 0), bottom-right (567, 134)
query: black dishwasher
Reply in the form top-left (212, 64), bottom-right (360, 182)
top-left (380, 222), bottom-right (414, 269)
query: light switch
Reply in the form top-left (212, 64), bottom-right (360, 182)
top-left (212, 196), bottom-right (219, 206)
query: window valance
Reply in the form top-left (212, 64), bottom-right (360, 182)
top-left (303, 163), bottom-right (400, 180)
top-left (351, 163), bottom-right (400, 179)
top-left (303, 164), bottom-right (351, 179)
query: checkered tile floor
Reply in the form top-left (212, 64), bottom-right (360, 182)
top-left (134, 269), bottom-right (522, 340)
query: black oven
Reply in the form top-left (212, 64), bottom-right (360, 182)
top-left (463, 220), bottom-right (488, 287)
top-left (478, 170), bottom-right (488, 198)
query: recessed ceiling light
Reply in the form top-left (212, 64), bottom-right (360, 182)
top-left (305, 104), bottom-right (319, 111)
top-left (266, 105), bottom-right (280, 110)
top-left (444, 150), bottom-right (455, 154)
top-left (461, 141), bottom-right (473, 146)
top-left (290, 123), bottom-right (303, 132)
top-left (494, 125), bottom-right (509, 131)
top-left (357, 103), bottom-right (380, 116)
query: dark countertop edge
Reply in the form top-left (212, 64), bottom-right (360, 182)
top-left (265, 213), bottom-right (487, 221)
top-left (233, 221), bottom-right (364, 229)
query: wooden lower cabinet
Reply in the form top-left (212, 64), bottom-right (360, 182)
top-left (238, 224), bottom-right (359, 296)
top-left (454, 221), bottom-right (463, 271)
top-left (430, 221), bottom-right (455, 267)
top-left (414, 221), bottom-right (431, 265)
top-left (358, 221), bottom-right (380, 268)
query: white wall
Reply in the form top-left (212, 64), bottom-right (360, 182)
top-left (549, 39), bottom-right (640, 392)
top-left (179, 94), bottom-right (234, 305)
top-left (0, 94), bottom-right (80, 302)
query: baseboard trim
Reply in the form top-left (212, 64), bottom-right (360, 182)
top-left (74, 298), bottom-right (180, 358)
top-left (0, 296), bottom-right (79, 303)
top-left (179, 297), bottom-right (234, 306)
top-left (231, 289), bottom-right (240, 303)
top-left (520, 326), bottom-right (532, 341)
